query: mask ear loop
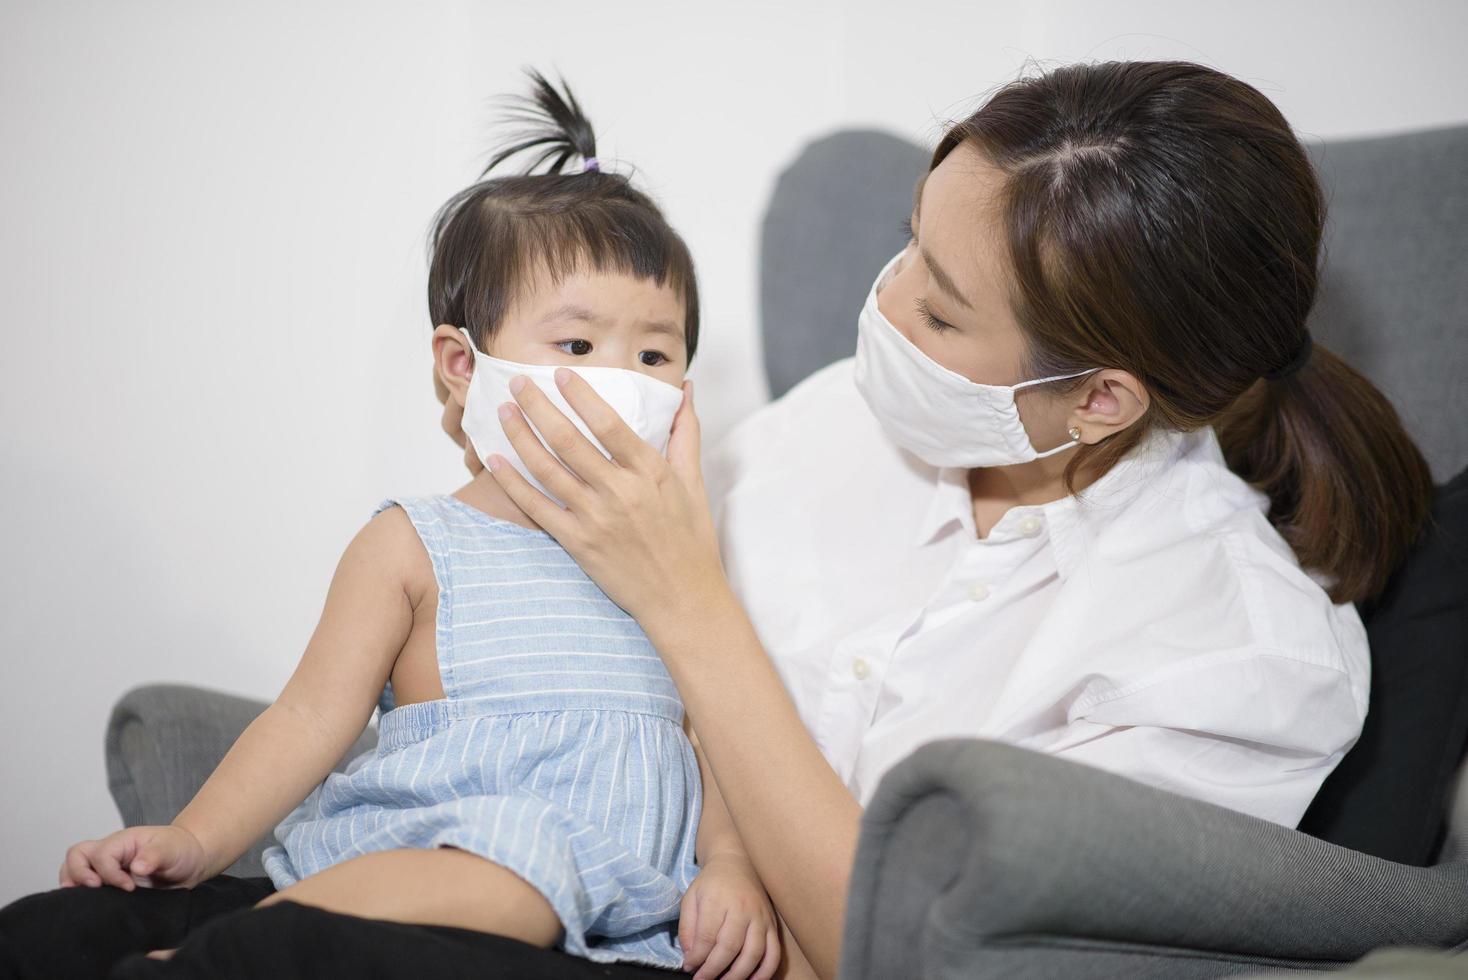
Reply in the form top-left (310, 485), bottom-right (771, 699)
top-left (458, 326), bottom-right (487, 360)
top-left (1012, 367), bottom-right (1101, 458)
top-left (1010, 366), bottom-right (1099, 391)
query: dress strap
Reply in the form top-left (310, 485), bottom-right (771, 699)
top-left (371, 496), bottom-right (458, 700)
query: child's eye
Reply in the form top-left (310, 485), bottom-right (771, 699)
top-left (639, 350), bottom-right (669, 367)
top-left (556, 340), bottom-right (592, 356)
top-left (914, 298), bottom-right (956, 333)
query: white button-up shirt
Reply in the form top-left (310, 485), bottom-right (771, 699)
top-left (705, 358), bottom-right (1369, 828)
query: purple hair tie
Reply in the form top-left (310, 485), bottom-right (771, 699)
top-left (582, 156), bottom-right (600, 173)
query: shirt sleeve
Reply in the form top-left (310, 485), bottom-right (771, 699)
top-left (1022, 652), bottom-right (1367, 828)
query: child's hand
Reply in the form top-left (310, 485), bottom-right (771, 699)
top-left (679, 852), bottom-right (780, 980)
top-left (59, 825), bottom-right (208, 891)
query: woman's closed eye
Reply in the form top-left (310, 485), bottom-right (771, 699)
top-left (915, 297), bottom-right (956, 333)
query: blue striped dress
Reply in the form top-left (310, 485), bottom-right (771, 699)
top-left (260, 493), bottom-right (703, 968)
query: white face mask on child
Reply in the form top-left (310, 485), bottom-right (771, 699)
top-left (853, 250), bottom-right (1097, 468)
top-left (456, 328), bottom-right (687, 506)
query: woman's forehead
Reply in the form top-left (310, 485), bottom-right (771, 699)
top-left (918, 143), bottom-right (1011, 303)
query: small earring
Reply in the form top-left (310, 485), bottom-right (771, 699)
top-left (1067, 426), bottom-right (1083, 442)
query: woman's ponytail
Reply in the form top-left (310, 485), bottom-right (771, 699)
top-left (1215, 342), bottom-right (1434, 604)
top-left (936, 60), bottom-right (1436, 606)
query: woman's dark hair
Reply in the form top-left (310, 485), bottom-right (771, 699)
top-left (427, 69), bottom-right (700, 360)
top-left (933, 60), bottom-right (1431, 604)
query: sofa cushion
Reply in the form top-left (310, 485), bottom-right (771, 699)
top-left (1298, 466), bottom-right (1468, 864)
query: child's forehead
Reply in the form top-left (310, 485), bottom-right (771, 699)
top-left (507, 264), bottom-right (686, 333)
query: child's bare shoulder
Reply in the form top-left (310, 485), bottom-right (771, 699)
top-left (348, 503), bottom-right (436, 606)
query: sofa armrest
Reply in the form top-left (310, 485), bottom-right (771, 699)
top-left (105, 683), bottom-right (378, 878)
top-left (840, 738), bottom-right (1468, 979)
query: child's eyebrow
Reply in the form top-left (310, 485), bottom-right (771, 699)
top-left (539, 303), bottom-right (684, 341)
top-left (538, 303), bottom-right (605, 326)
top-left (641, 320), bottom-right (685, 342)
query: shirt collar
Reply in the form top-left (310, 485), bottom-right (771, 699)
top-left (915, 465), bottom-right (974, 545)
top-left (913, 426), bottom-right (1192, 579)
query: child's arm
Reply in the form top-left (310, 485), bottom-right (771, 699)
top-left (679, 719), bottom-right (781, 980)
top-left (169, 507), bottom-right (427, 882)
top-left (171, 507), bottom-right (425, 880)
top-left (687, 723), bottom-right (750, 864)
top-left (63, 509), bottom-right (424, 890)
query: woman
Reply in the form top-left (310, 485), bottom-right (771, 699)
top-left (465, 59), bottom-right (1432, 979)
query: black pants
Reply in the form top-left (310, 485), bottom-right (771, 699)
top-left (0, 875), bottom-right (682, 979)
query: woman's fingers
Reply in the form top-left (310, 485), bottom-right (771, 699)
top-left (504, 376), bottom-right (619, 490)
top-left (485, 451), bottom-right (575, 539)
top-left (666, 380), bottom-right (703, 480)
top-left (495, 397), bottom-right (590, 506)
top-left (553, 368), bottom-right (663, 473)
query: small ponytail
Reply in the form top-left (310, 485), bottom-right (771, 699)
top-left (426, 68), bottom-right (700, 363)
top-left (1215, 343), bottom-right (1434, 604)
top-left (482, 68), bottom-right (601, 178)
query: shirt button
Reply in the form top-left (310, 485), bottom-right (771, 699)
top-left (852, 658), bottom-right (871, 680)
top-left (968, 583), bottom-right (990, 601)
top-left (1017, 515), bottom-right (1043, 537)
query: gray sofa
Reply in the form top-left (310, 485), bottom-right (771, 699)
top-left (107, 121), bottom-right (1468, 977)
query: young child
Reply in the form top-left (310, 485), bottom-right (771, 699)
top-left (55, 71), bottom-right (779, 979)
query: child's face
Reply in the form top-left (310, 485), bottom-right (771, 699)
top-left (487, 267), bottom-right (688, 386)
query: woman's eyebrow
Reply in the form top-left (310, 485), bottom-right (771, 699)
top-left (921, 248), bottom-right (975, 311)
top-left (910, 183), bottom-right (976, 311)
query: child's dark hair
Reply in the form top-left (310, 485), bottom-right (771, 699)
top-left (427, 69), bottom-right (700, 360)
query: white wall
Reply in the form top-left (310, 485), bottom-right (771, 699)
top-left (2, 0), bottom-right (1465, 904)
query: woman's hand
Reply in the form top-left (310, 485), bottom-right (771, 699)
top-left (679, 852), bottom-right (781, 980)
top-left (485, 369), bottom-right (728, 632)
top-left (435, 362), bottom-right (484, 477)
top-left (59, 825), bottom-right (208, 891)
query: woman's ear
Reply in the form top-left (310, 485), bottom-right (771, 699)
top-left (1070, 369), bottom-right (1150, 443)
top-left (432, 324), bottom-right (474, 407)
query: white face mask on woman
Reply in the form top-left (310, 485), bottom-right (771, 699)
top-left (456, 328), bottom-right (686, 506)
top-left (853, 250), bottom-right (1096, 468)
